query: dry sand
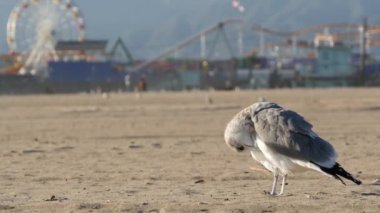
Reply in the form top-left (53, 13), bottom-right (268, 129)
top-left (0, 88), bottom-right (379, 212)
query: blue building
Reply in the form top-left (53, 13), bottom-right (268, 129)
top-left (304, 45), bottom-right (354, 87)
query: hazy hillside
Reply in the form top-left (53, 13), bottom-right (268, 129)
top-left (88, 0), bottom-right (379, 58)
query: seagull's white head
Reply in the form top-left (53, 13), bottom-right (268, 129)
top-left (224, 107), bottom-right (255, 152)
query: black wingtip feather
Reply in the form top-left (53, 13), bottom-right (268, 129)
top-left (312, 162), bottom-right (362, 185)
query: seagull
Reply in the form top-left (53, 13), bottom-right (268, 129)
top-left (224, 102), bottom-right (362, 196)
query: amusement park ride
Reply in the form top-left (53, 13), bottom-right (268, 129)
top-left (1, 0), bottom-right (380, 91)
top-left (3, 0), bottom-right (85, 77)
top-left (250, 21), bottom-right (380, 56)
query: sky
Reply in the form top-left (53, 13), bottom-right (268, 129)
top-left (0, 0), bottom-right (231, 54)
top-left (0, 0), bottom-right (378, 58)
top-left (0, 0), bottom-right (254, 58)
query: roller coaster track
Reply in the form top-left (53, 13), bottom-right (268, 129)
top-left (133, 21), bottom-right (380, 71)
top-left (133, 18), bottom-right (244, 71)
top-left (250, 22), bottom-right (380, 56)
top-left (252, 23), bottom-right (380, 37)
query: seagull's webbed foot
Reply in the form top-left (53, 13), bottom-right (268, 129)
top-left (263, 190), bottom-right (280, 196)
top-left (263, 190), bottom-right (276, 196)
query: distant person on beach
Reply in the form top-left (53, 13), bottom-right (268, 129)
top-left (137, 77), bottom-right (147, 92)
top-left (124, 74), bottom-right (131, 91)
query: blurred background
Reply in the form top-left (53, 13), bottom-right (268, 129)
top-left (1, 0), bottom-right (380, 93)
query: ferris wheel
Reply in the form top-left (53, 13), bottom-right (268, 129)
top-left (7, 0), bottom-right (85, 77)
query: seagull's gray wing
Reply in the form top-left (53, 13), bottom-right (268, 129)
top-left (253, 102), bottom-right (316, 138)
top-left (252, 104), bottom-right (336, 167)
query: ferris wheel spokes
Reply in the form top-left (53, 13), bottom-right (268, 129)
top-left (7, 0), bottom-right (86, 77)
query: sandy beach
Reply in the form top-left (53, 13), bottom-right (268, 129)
top-left (0, 88), bottom-right (379, 212)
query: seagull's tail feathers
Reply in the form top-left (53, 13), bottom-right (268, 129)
top-left (313, 162), bottom-right (362, 185)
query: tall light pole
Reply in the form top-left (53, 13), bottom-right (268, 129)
top-left (359, 17), bottom-right (368, 86)
top-left (238, 23), bottom-right (244, 58)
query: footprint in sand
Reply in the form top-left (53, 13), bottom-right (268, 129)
top-left (152, 143), bottom-right (162, 149)
top-left (22, 149), bottom-right (45, 154)
top-left (78, 203), bottom-right (104, 210)
top-left (129, 144), bottom-right (143, 149)
top-left (0, 205), bottom-right (15, 210)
